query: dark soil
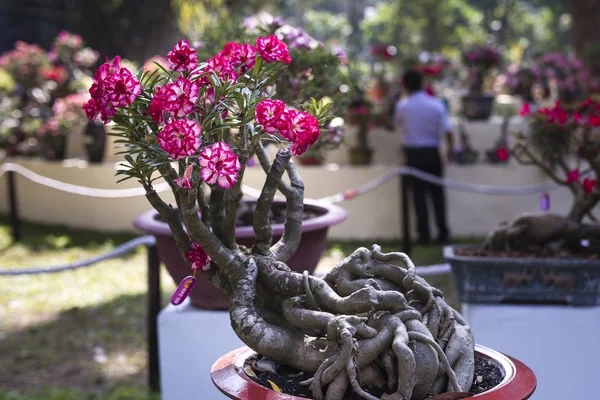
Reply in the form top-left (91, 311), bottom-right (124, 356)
top-left (155, 201), bottom-right (322, 227)
top-left (235, 201), bottom-right (322, 227)
top-left (455, 247), bottom-right (599, 260)
top-left (244, 353), bottom-right (503, 399)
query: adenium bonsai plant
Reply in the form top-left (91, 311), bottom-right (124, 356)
top-left (84, 38), bottom-right (477, 399)
top-left (478, 99), bottom-right (600, 257)
top-left (462, 45), bottom-right (501, 95)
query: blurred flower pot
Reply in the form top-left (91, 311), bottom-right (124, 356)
top-left (461, 94), bottom-right (495, 121)
top-left (84, 120), bottom-right (107, 163)
top-left (349, 147), bottom-right (373, 166)
top-left (134, 199), bottom-right (348, 310)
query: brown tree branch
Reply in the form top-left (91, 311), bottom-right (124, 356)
top-left (270, 159), bottom-right (305, 262)
top-left (253, 149), bottom-right (292, 256)
top-left (512, 143), bottom-right (570, 186)
top-left (223, 155), bottom-right (248, 250)
top-left (160, 163), bottom-right (234, 267)
top-left (210, 187), bottom-right (227, 244)
top-left (144, 187), bottom-right (190, 262)
top-left (254, 141), bottom-right (292, 196)
top-left (197, 182), bottom-right (211, 228)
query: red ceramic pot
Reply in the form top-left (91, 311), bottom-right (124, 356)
top-left (134, 199), bottom-right (347, 310)
top-left (211, 345), bottom-right (536, 400)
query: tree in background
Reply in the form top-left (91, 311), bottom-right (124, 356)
top-left (569, 0), bottom-right (600, 77)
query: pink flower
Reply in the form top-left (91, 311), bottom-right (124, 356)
top-left (519, 103), bottom-right (531, 116)
top-left (583, 97), bottom-right (595, 108)
top-left (496, 147), bottom-right (509, 161)
top-left (163, 76), bottom-right (200, 118)
top-left (187, 242), bottom-right (211, 272)
top-left (256, 35), bottom-right (291, 64)
top-left (583, 178), bottom-right (596, 194)
top-left (573, 112), bottom-right (584, 124)
top-left (255, 99), bottom-right (285, 133)
top-left (158, 119), bottom-right (202, 160)
top-left (199, 142), bottom-right (241, 188)
top-left (84, 56), bottom-right (142, 123)
top-left (279, 110), bottom-right (321, 155)
top-left (204, 55), bottom-right (237, 82)
top-left (175, 163), bottom-right (195, 189)
top-left (105, 68), bottom-right (143, 107)
top-left (149, 86), bottom-right (168, 124)
top-left (547, 102), bottom-right (568, 125)
top-left (567, 169), bottom-right (580, 183)
top-left (167, 40), bottom-right (198, 72)
top-left (229, 43), bottom-right (257, 75)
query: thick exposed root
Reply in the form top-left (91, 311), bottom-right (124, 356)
top-left (231, 247), bottom-right (474, 400)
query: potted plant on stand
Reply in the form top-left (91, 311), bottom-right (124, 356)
top-left (533, 52), bottom-right (593, 104)
top-left (86, 36), bottom-right (535, 399)
top-left (445, 99), bottom-right (600, 399)
top-left (461, 45), bottom-right (501, 120)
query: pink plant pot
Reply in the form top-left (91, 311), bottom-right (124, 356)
top-left (211, 345), bottom-right (536, 400)
top-left (133, 199), bottom-right (347, 310)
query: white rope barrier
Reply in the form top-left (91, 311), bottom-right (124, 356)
top-left (0, 162), bottom-right (171, 198)
top-left (1, 161), bottom-right (581, 203)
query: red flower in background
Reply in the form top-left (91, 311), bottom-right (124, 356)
top-left (496, 147), bottom-right (509, 161)
top-left (39, 65), bottom-right (67, 83)
top-left (519, 103), bottom-right (531, 116)
top-left (588, 114), bottom-right (600, 127)
top-left (583, 178), bottom-right (596, 193)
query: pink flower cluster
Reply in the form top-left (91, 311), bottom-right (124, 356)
top-left (187, 242), bottom-right (211, 272)
top-left (149, 76), bottom-right (200, 124)
top-left (199, 142), bottom-right (242, 189)
top-left (463, 46), bottom-right (501, 69)
top-left (0, 41), bottom-right (50, 86)
top-left (519, 100), bottom-right (600, 127)
top-left (84, 56), bottom-right (142, 123)
top-left (37, 119), bottom-right (62, 137)
top-left (167, 40), bottom-right (199, 72)
top-left (255, 99), bottom-right (320, 155)
top-left (256, 35), bottom-right (291, 64)
top-left (536, 52), bottom-right (591, 95)
top-left (157, 119), bottom-right (202, 160)
top-left (73, 48), bottom-right (100, 68)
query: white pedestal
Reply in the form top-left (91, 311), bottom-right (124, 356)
top-left (462, 303), bottom-right (600, 399)
top-left (158, 300), bottom-right (244, 400)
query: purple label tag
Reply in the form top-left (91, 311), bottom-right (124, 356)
top-left (171, 276), bottom-right (196, 306)
top-left (540, 192), bottom-right (550, 211)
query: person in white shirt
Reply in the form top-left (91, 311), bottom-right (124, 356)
top-left (394, 69), bottom-right (454, 245)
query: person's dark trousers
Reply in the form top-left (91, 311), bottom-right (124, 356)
top-left (403, 146), bottom-right (449, 243)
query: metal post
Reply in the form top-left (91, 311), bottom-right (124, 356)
top-left (147, 243), bottom-right (161, 392)
top-left (401, 174), bottom-right (412, 256)
top-left (7, 170), bottom-right (21, 242)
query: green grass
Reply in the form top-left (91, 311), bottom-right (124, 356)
top-left (0, 218), bottom-right (482, 399)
